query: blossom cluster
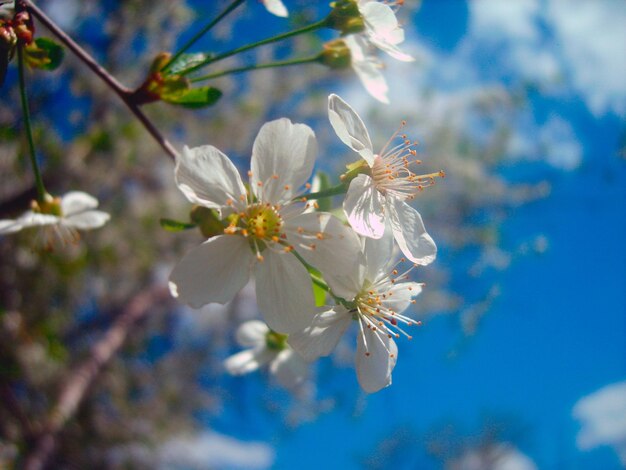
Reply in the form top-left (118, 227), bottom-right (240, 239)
top-left (170, 93), bottom-right (441, 393)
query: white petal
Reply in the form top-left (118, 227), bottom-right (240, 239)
top-left (288, 306), bottom-right (352, 361)
top-left (383, 282), bottom-right (423, 315)
top-left (254, 250), bottom-right (316, 334)
top-left (0, 219), bottom-right (23, 234)
top-left (360, 3), bottom-right (414, 62)
top-left (371, 39), bottom-right (414, 62)
top-left (343, 174), bottom-right (386, 239)
top-left (285, 211), bottom-right (364, 300)
top-left (269, 349), bottom-right (308, 389)
top-left (17, 212), bottom-right (59, 228)
top-left (169, 235), bottom-right (254, 308)
top-left (388, 198), bottom-right (437, 265)
top-left (363, 228), bottom-right (395, 280)
top-left (175, 145), bottom-right (246, 214)
top-left (224, 348), bottom-right (274, 376)
top-left (60, 191), bottom-right (98, 215)
top-left (236, 320), bottom-right (269, 348)
top-left (346, 36), bottom-right (390, 105)
top-left (63, 210), bottom-right (110, 230)
top-left (262, 0), bottom-right (288, 17)
top-left (356, 320), bottom-right (398, 393)
top-left (328, 94), bottom-right (374, 165)
top-left (251, 118), bottom-right (317, 204)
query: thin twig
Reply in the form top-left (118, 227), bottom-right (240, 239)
top-left (22, 284), bottom-right (171, 470)
top-left (23, 0), bottom-right (179, 161)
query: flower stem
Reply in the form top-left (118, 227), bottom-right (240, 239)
top-left (181, 18), bottom-right (329, 76)
top-left (190, 54), bottom-right (320, 82)
top-left (17, 44), bottom-right (47, 203)
top-left (296, 182), bottom-right (348, 201)
top-left (161, 0), bottom-right (246, 74)
top-left (24, 0), bottom-right (179, 161)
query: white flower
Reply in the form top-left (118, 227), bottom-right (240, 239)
top-left (0, 191), bottom-right (110, 247)
top-left (260, 0), bottom-right (288, 18)
top-left (328, 93), bottom-right (440, 265)
top-left (169, 118), bottom-right (362, 334)
top-left (289, 231), bottom-right (423, 393)
top-left (344, 35), bottom-right (390, 104)
top-left (356, 0), bottom-right (414, 62)
top-left (224, 320), bottom-right (307, 389)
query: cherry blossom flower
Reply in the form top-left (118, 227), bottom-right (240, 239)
top-left (328, 93), bottom-right (441, 265)
top-left (169, 118), bottom-right (362, 334)
top-left (225, 320), bottom-right (307, 389)
top-left (344, 34), bottom-right (390, 104)
top-left (260, 0), bottom-right (288, 18)
top-left (289, 231), bottom-right (423, 393)
top-left (0, 191), bottom-right (110, 248)
top-left (355, 0), bottom-right (414, 62)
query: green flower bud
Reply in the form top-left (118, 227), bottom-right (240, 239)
top-left (317, 38), bottom-right (351, 70)
top-left (326, 0), bottom-right (365, 35)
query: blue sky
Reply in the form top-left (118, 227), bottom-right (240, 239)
top-left (199, 1), bottom-right (626, 469)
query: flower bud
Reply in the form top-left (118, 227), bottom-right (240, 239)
top-left (189, 205), bottom-right (225, 238)
top-left (317, 39), bottom-right (351, 70)
top-left (325, 0), bottom-right (365, 35)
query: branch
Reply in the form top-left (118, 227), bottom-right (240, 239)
top-left (23, 0), bottom-right (179, 161)
top-left (22, 284), bottom-right (171, 470)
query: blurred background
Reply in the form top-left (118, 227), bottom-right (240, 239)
top-left (0, 0), bottom-right (624, 468)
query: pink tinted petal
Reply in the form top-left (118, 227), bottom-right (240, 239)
top-left (63, 210), bottom-right (110, 230)
top-left (169, 235), bottom-right (254, 308)
top-left (356, 321), bottom-right (398, 393)
top-left (288, 307), bottom-right (352, 361)
top-left (235, 320), bottom-right (269, 348)
top-left (343, 174), bottom-right (386, 239)
top-left (388, 198), bottom-right (437, 265)
top-left (251, 118), bottom-right (317, 204)
top-left (60, 191), bottom-right (98, 215)
top-left (328, 94), bottom-right (374, 165)
top-left (285, 211), bottom-right (364, 300)
top-left (224, 348), bottom-right (274, 375)
top-left (254, 250), bottom-right (316, 334)
top-left (269, 349), bottom-right (308, 389)
top-left (175, 145), bottom-right (246, 214)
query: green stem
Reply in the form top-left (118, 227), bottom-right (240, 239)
top-left (181, 18), bottom-right (329, 76)
top-left (17, 44), bottom-right (47, 203)
top-left (162, 0), bottom-right (245, 73)
top-left (190, 54), bottom-right (320, 82)
top-left (296, 182), bottom-right (348, 201)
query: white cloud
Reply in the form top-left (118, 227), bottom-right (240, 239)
top-left (448, 443), bottom-right (537, 470)
top-left (469, 0), bottom-right (540, 42)
top-left (547, 0), bottom-right (626, 116)
top-left (539, 116), bottom-right (583, 170)
top-left (158, 431), bottom-right (275, 470)
top-left (573, 380), bottom-right (626, 465)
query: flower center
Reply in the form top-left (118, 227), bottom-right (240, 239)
top-left (369, 122), bottom-right (444, 200)
top-left (265, 330), bottom-right (288, 351)
top-left (242, 203), bottom-right (283, 241)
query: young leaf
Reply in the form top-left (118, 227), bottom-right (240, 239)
top-left (161, 86), bottom-right (222, 109)
top-left (166, 52), bottom-right (213, 75)
top-left (160, 218), bottom-right (196, 232)
top-left (25, 37), bottom-right (63, 70)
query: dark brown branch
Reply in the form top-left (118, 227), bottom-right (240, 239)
top-left (23, 0), bottom-right (179, 161)
top-left (22, 284), bottom-right (171, 470)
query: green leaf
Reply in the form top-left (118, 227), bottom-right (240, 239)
top-left (159, 75), bottom-right (190, 100)
top-left (28, 37), bottom-right (64, 70)
top-left (162, 86), bottom-right (222, 109)
top-left (312, 279), bottom-right (328, 307)
top-left (160, 218), bottom-right (196, 232)
top-left (166, 52), bottom-right (213, 75)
